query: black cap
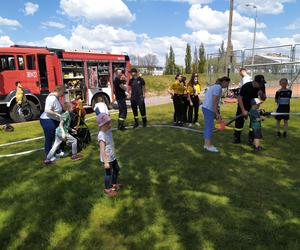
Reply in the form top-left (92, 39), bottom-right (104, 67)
top-left (254, 75), bottom-right (266, 85)
top-left (130, 68), bottom-right (137, 73)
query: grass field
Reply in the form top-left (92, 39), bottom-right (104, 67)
top-left (143, 74), bottom-right (206, 96)
top-left (1, 99), bottom-right (300, 249)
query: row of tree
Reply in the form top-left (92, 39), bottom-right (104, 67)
top-left (164, 43), bottom-right (207, 75)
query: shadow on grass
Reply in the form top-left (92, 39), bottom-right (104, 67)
top-left (0, 126), bottom-right (299, 249)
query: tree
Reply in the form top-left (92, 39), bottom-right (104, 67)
top-left (198, 43), bottom-right (206, 74)
top-left (143, 54), bottom-right (159, 74)
top-left (185, 43), bottom-right (192, 74)
top-left (164, 46), bottom-right (176, 75)
top-left (192, 46), bottom-right (198, 73)
top-left (164, 53), bottom-right (169, 75)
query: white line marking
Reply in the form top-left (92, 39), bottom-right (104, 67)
top-left (0, 136), bottom-right (44, 147)
top-left (0, 125), bottom-right (201, 158)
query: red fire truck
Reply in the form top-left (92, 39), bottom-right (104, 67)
top-left (0, 45), bottom-right (130, 122)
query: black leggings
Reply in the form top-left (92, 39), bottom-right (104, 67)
top-left (173, 94), bottom-right (183, 123)
top-left (104, 159), bottom-right (120, 189)
top-left (188, 95), bottom-right (199, 123)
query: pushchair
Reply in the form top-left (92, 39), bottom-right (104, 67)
top-left (69, 109), bottom-right (91, 153)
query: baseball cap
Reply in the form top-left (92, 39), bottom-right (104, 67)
top-left (130, 68), bottom-right (137, 73)
top-left (96, 113), bottom-right (111, 127)
top-left (254, 75), bottom-right (267, 85)
top-left (251, 98), bottom-right (263, 105)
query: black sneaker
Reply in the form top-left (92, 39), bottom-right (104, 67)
top-left (277, 132), bottom-right (282, 138)
top-left (133, 123), bottom-right (139, 129)
top-left (143, 122), bottom-right (147, 128)
top-left (283, 132), bottom-right (287, 138)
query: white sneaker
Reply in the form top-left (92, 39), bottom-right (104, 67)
top-left (50, 156), bottom-right (57, 162)
top-left (188, 123), bottom-right (193, 127)
top-left (55, 151), bottom-right (65, 158)
top-left (195, 122), bottom-right (201, 127)
top-left (204, 145), bottom-right (219, 153)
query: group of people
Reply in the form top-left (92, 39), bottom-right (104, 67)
top-left (202, 70), bottom-right (292, 153)
top-left (168, 73), bottom-right (202, 127)
top-left (38, 66), bottom-right (293, 197)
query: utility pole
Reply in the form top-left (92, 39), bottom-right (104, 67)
top-left (226, 0), bottom-right (234, 77)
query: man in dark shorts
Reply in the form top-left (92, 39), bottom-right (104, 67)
top-left (233, 75), bottom-right (267, 144)
top-left (128, 68), bottom-right (147, 128)
top-left (275, 78), bottom-right (292, 138)
top-left (113, 69), bottom-right (127, 131)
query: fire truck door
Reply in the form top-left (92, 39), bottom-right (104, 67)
top-left (37, 54), bottom-right (49, 94)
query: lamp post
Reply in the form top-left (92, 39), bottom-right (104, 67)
top-left (246, 3), bottom-right (258, 77)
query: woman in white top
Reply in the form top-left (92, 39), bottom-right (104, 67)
top-left (40, 86), bottom-right (64, 157)
top-left (94, 96), bottom-right (109, 116)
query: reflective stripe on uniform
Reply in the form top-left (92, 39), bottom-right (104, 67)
top-left (118, 118), bottom-right (125, 121)
top-left (249, 128), bottom-right (253, 131)
top-left (134, 116), bottom-right (138, 119)
top-left (234, 128), bottom-right (243, 131)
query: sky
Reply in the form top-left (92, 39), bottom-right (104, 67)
top-left (0, 0), bottom-right (300, 66)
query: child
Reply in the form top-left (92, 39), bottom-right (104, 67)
top-left (15, 81), bottom-right (26, 105)
top-left (97, 113), bottom-right (121, 197)
top-left (249, 98), bottom-right (265, 152)
top-left (275, 78), bottom-right (292, 138)
top-left (45, 102), bottom-right (81, 164)
top-left (94, 96), bottom-right (109, 116)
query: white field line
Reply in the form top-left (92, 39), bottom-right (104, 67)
top-left (0, 125), bottom-right (200, 158)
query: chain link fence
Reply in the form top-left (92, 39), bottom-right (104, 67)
top-left (207, 44), bottom-right (300, 97)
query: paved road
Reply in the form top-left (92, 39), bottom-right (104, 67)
top-left (145, 95), bottom-right (172, 106)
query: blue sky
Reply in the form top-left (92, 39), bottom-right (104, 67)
top-left (0, 0), bottom-right (300, 65)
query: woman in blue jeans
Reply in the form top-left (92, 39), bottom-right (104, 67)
top-left (40, 86), bottom-right (64, 160)
top-left (202, 77), bottom-right (230, 153)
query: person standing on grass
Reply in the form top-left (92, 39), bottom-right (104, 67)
top-left (187, 73), bottom-right (201, 127)
top-left (97, 113), bottom-right (121, 197)
top-left (168, 73), bottom-right (185, 126)
top-left (275, 78), bottom-right (292, 138)
top-left (128, 68), bottom-right (147, 128)
top-left (182, 76), bottom-right (189, 124)
top-left (233, 75), bottom-right (267, 145)
top-left (202, 76), bottom-right (230, 153)
top-left (40, 86), bottom-right (65, 160)
top-left (113, 69), bottom-right (127, 131)
top-left (44, 102), bottom-right (81, 164)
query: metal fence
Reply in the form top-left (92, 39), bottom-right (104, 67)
top-left (206, 44), bottom-right (300, 89)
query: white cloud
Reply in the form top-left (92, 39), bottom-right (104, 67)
top-left (169, 0), bottom-right (213, 4)
top-left (0, 16), bottom-right (21, 27)
top-left (24, 2), bottom-right (39, 16)
top-left (60, 0), bottom-right (135, 25)
top-left (42, 21), bottom-right (66, 29)
top-left (236, 0), bottom-right (293, 15)
top-left (286, 18), bottom-right (300, 30)
top-left (0, 35), bottom-right (14, 47)
top-left (186, 4), bottom-right (266, 32)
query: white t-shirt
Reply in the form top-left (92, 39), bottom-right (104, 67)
top-left (94, 102), bottom-right (109, 115)
top-left (202, 84), bottom-right (222, 112)
top-left (40, 94), bottom-right (62, 120)
top-left (98, 130), bottom-right (116, 163)
top-left (240, 74), bottom-right (252, 86)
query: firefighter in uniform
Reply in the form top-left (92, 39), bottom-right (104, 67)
top-left (113, 69), bottom-right (128, 131)
top-left (128, 68), bottom-right (147, 128)
top-left (233, 75), bottom-right (267, 144)
top-left (168, 74), bottom-right (185, 126)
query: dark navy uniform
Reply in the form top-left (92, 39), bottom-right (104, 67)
top-left (275, 89), bottom-right (292, 120)
top-left (234, 81), bottom-right (266, 143)
top-left (114, 76), bottom-right (127, 130)
top-left (129, 76), bottom-right (147, 127)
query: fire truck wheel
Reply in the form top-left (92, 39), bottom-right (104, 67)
top-left (10, 100), bottom-right (40, 123)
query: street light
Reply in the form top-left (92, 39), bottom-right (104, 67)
top-left (245, 3), bottom-right (258, 77)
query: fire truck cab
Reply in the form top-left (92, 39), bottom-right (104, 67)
top-left (0, 45), bottom-right (130, 122)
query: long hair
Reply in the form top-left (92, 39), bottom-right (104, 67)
top-left (189, 72), bottom-right (198, 87)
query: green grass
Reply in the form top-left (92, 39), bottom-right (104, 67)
top-left (1, 100), bottom-right (300, 249)
top-left (143, 74), bottom-right (206, 96)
